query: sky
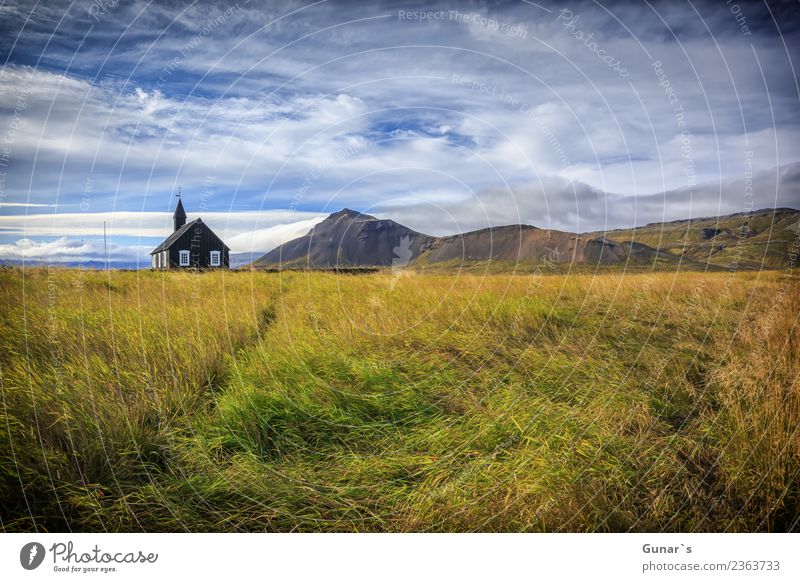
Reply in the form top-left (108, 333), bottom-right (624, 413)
top-left (0, 0), bottom-right (798, 264)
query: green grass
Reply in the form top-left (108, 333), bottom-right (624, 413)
top-left (1, 266), bottom-right (798, 531)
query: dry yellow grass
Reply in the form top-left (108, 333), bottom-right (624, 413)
top-left (1, 266), bottom-right (797, 531)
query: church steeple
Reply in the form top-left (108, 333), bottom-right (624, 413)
top-left (173, 190), bottom-right (186, 231)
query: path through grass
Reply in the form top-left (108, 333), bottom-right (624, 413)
top-left (1, 267), bottom-right (797, 531)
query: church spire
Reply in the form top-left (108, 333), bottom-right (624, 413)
top-left (173, 189), bottom-right (186, 231)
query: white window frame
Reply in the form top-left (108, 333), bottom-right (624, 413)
top-left (162, 250), bottom-right (168, 268)
top-left (179, 250), bottom-right (190, 267)
top-left (152, 255), bottom-right (157, 269)
top-left (210, 250), bottom-right (221, 267)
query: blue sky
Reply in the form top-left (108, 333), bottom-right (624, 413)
top-left (1, 0), bottom-right (798, 264)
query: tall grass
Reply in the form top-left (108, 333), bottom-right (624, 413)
top-left (0, 266), bottom-right (797, 531)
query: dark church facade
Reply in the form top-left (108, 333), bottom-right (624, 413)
top-left (150, 198), bottom-right (230, 269)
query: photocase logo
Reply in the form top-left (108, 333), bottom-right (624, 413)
top-left (389, 235), bottom-right (413, 290)
top-left (20, 542), bottom-right (46, 570)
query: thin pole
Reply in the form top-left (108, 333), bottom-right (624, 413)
top-left (103, 221), bottom-right (108, 270)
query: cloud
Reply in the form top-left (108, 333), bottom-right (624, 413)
top-left (0, 202), bottom-right (56, 208)
top-left (0, 0), bottom-right (798, 256)
top-left (0, 237), bottom-right (145, 263)
top-left (1, 163), bottom-right (796, 265)
top-left (376, 162), bottom-right (800, 235)
top-left (0, 210), bottom-right (325, 252)
top-left (0, 65), bottom-right (372, 204)
top-left (226, 216), bottom-right (324, 253)
top-left (0, 210), bottom-right (325, 263)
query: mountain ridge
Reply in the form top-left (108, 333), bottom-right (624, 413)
top-left (254, 207), bottom-right (800, 270)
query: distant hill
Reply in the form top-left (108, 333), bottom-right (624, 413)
top-left (592, 207), bottom-right (800, 270)
top-left (229, 252), bottom-right (267, 268)
top-left (0, 259), bottom-right (144, 270)
top-left (413, 224), bottom-right (671, 267)
top-left (254, 207), bottom-right (799, 271)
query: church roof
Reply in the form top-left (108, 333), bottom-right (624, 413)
top-left (150, 218), bottom-right (230, 255)
top-left (151, 218), bottom-right (202, 254)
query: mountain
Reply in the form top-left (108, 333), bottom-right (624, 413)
top-left (254, 209), bottom-right (666, 269)
top-left (256, 208), bottom-right (434, 267)
top-left (412, 224), bottom-right (668, 266)
top-left (254, 207), bottom-right (800, 271)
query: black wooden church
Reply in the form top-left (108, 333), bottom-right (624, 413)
top-left (150, 197), bottom-right (230, 269)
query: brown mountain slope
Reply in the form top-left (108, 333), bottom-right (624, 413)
top-left (256, 208), bottom-right (433, 267)
top-left (255, 209), bottom-right (673, 269)
top-left (413, 224), bottom-right (669, 267)
top-left (254, 207), bottom-right (798, 270)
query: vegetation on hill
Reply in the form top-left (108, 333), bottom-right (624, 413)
top-left (597, 207), bottom-right (800, 270)
top-left (1, 266), bottom-right (798, 531)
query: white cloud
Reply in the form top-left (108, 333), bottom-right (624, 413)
top-left (0, 65), bottom-right (372, 204)
top-left (0, 237), bottom-right (145, 263)
top-left (0, 0), bottom-right (798, 255)
top-left (0, 210), bottom-right (326, 256)
top-left (0, 202), bottom-right (57, 208)
top-left (226, 216), bottom-right (324, 253)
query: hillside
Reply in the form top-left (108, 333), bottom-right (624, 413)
top-left (255, 207), bottom-right (799, 270)
top-left (413, 224), bottom-right (670, 267)
top-left (594, 207), bottom-right (800, 269)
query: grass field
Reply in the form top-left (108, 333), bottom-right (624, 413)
top-left (1, 266), bottom-right (798, 532)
